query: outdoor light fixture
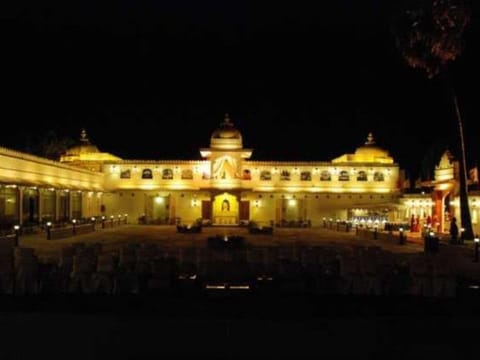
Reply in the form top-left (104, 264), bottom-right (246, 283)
top-left (13, 225), bottom-right (20, 247)
top-left (399, 226), bottom-right (405, 245)
top-left (46, 222), bottom-right (52, 240)
top-left (474, 236), bottom-right (479, 263)
top-left (72, 219), bottom-right (77, 235)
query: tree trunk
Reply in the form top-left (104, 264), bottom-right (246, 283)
top-left (447, 75), bottom-right (474, 240)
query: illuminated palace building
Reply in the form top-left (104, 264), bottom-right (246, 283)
top-left (1, 115), bottom-right (479, 234)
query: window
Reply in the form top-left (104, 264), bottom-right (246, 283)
top-left (162, 168), bottom-right (173, 180)
top-left (260, 170), bottom-right (272, 181)
top-left (300, 171), bottom-right (312, 181)
top-left (280, 170), bottom-right (291, 181)
top-left (374, 172), bottom-right (385, 181)
top-left (320, 170), bottom-right (331, 181)
top-left (120, 169), bottom-right (131, 179)
top-left (181, 169), bottom-right (193, 180)
top-left (338, 170), bottom-right (349, 181)
top-left (356, 170), bottom-right (367, 181)
top-left (243, 169), bottom-right (252, 180)
top-left (142, 169), bottom-right (153, 179)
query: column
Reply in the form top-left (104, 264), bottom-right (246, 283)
top-left (55, 190), bottom-right (60, 221)
top-left (17, 186), bottom-right (24, 225)
top-left (68, 191), bottom-right (73, 220)
top-left (38, 188), bottom-right (44, 223)
top-left (275, 196), bottom-right (282, 226)
top-left (169, 193), bottom-right (176, 224)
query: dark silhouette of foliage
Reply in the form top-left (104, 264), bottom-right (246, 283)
top-left (25, 130), bottom-right (75, 161)
top-left (393, 0), bottom-right (470, 78)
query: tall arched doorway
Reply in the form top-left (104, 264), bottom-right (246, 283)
top-left (212, 192), bottom-right (239, 225)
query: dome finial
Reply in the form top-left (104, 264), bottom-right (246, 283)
top-left (81, 129), bottom-right (88, 141)
top-left (221, 113), bottom-right (234, 128)
top-left (224, 113), bottom-right (231, 125)
top-left (365, 132), bottom-right (375, 146)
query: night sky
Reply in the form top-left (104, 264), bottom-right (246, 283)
top-left (2, 1), bottom-right (479, 179)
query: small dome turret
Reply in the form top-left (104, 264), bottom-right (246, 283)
top-left (64, 129), bottom-right (100, 156)
top-left (354, 133), bottom-right (390, 159)
top-left (331, 132), bottom-right (394, 164)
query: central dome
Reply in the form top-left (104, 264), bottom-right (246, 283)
top-left (210, 114), bottom-right (243, 150)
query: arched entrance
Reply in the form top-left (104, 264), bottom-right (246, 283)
top-left (213, 192), bottom-right (239, 225)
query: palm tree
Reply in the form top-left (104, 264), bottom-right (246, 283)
top-left (392, 0), bottom-right (473, 239)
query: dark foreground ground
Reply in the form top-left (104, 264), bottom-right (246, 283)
top-left (2, 289), bottom-right (480, 360)
top-left (3, 225), bottom-right (480, 359)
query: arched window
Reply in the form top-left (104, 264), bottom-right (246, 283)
top-left (162, 168), bottom-right (173, 179)
top-left (356, 170), bottom-right (367, 181)
top-left (120, 169), bottom-right (131, 179)
top-left (181, 169), bottom-right (193, 180)
top-left (260, 170), bottom-right (272, 181)
top-left (320, 170), bottom-right (331, 181)
top-left (338, 170), bottom-right (350, 181)
top-left (280, 170), bottom-right (291, 181)
top-left (374, 172), bottom-right (384, 181)
top-left (243, 169), bottom-right (251, 180)
top-left (301, 171), bottom-right (312, 181)
top-left (142, 169), bottom-right (153, 179)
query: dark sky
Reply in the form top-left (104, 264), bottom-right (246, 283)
top-left (1, 1), bottom-right (479, 179)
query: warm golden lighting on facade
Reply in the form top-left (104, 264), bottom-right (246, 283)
top-left (4, 121), bottom-right (445, 229)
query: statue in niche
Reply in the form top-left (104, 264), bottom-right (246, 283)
top-left (221, 199), bottom-right (230, 212)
